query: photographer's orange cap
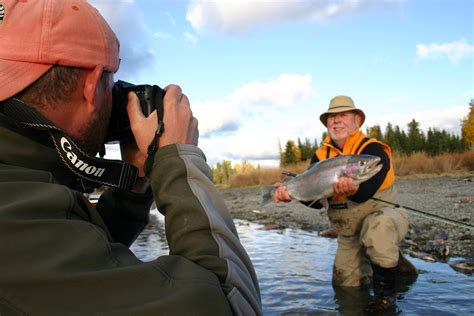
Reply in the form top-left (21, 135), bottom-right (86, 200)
top-left (0, 0), bottom-right (120, 101)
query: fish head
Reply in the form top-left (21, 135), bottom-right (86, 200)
top-left (344, 155), bottom-right (382, 182)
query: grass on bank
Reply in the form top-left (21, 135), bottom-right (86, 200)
top-left (225, 149), bottom-right (474, 188)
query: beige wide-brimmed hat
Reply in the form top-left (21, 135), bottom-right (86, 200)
top-left (319, 95), bottom-right (366, 127)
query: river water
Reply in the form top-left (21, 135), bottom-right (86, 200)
top-left (131, 210), bottom-right (473, 315)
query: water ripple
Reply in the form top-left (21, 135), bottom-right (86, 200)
top-left (131, 211), bottom-right (473, 315)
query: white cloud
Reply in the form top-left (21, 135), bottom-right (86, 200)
top-left (193, 73), bottom-right (313, 138)
top-left (164, 11), bottom-right (176, 26)
top-left (183, 32), bottom-right (199, 45)
top-left (154, 31), bottom-right (174, 40)
top-left (197, 99), bottom-right (328, 167)
top-left (186, 0), bottom-right (397, 35)
top-left (229, 73), bottom-right (314, 107)
top-left (416, 39), bottom-right (474, 64)
top-left (193, 100), bottom-right (241, 137)
top-left (199, 124), bottom-right (284, 167)
top-left (192, 74), bottom-right (318, 166)
top-left (90, 0), bottom-right (156, 78)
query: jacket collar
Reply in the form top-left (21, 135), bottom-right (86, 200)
top-left (0, 98), bottom-right (137, 192)
top-left (0, 102), bottom-right (83, 188)
top-left (322, 129), bottom-right (367, 154)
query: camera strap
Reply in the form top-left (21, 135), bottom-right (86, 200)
top-left (49, 132), bottom-right (138, 191)
top-left (2, 99), bottom-right (138, 192)
top-left (144, 86), bottom-right (165, 176)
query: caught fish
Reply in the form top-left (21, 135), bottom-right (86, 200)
top-left (262, 154), bottom-right (382, 205)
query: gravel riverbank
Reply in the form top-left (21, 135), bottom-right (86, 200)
top-left (220, 175), bottom-right (474, 260)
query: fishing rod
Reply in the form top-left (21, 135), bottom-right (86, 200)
top-left (370, 197), bottom-right (474, 231)
top-left (280, 171), bottom-right (473, 230)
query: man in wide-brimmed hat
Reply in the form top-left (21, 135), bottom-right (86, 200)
top-left (274, 95), bottom-right (418, 313)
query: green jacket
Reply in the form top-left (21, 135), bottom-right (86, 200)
top-left (0, 104), bottom-right (261, 315)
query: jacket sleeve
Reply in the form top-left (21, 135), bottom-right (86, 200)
top-left (0, 146), bottom-right (261, 315)
top-left (95, 187), bottom-right (154, 246)
top-left (148, 144), bottom-right (262, 315)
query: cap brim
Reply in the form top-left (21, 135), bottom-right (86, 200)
top-left (0, 59), bottom-right (53, 101)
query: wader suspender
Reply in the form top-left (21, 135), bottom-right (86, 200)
top-left (354, 137), bottom-right (370, 155)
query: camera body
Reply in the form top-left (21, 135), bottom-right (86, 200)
top-left (106, 80), bottom-right (165, 142)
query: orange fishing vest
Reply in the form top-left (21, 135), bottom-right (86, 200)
top-left (315, 130), bottom-right (395, 200)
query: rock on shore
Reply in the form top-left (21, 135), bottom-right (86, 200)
top-left (220, 176), bottom-right (474, 259)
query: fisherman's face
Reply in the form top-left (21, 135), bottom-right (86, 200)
top-left (327, 111), bottom-right (361, 143)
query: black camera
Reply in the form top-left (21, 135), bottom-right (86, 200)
top-left (106, 80), bottom-right (165, 142)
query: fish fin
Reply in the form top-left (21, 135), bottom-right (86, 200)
top-left (281, 170), bottom-right (297, 177)
top-left (261, 186), bottom-right (276, 206)
top-left (307, 199), bottom-right (318, 208)
top-left (320, 198), bottom-right (329, 209)
top-left (307, 198), bottom-right (328, 209)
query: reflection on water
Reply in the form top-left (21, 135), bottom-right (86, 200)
top-left (131, 210), bottom-right (474, 315)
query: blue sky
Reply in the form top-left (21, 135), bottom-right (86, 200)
top-left (92, 0), bottom-right (474, 167)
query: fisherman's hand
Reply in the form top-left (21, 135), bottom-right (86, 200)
top-left (273, 182), bottom-right (292, 203)
top-left (126, 85), bottom-right (199, 156)
top-left (333, 177), bottom-right (359, 197)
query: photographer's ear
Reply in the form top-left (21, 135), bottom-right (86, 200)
top-left (83, 65), bottom-right (104, 112)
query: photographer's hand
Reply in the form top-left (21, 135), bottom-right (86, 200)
top-left (126, 84), bottom-right (199, 156)
top-left (119, 138), bottom-right (149, 193)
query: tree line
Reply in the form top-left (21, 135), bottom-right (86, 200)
top-left (280, 100), bottom-right (474, 166)
top-left (211, 101), bottom-right (474, 182)
top-left (212, 160), bottom-right (256, 185)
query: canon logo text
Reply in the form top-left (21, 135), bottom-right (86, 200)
top-left (60, 137), bottom-right (105, 177)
